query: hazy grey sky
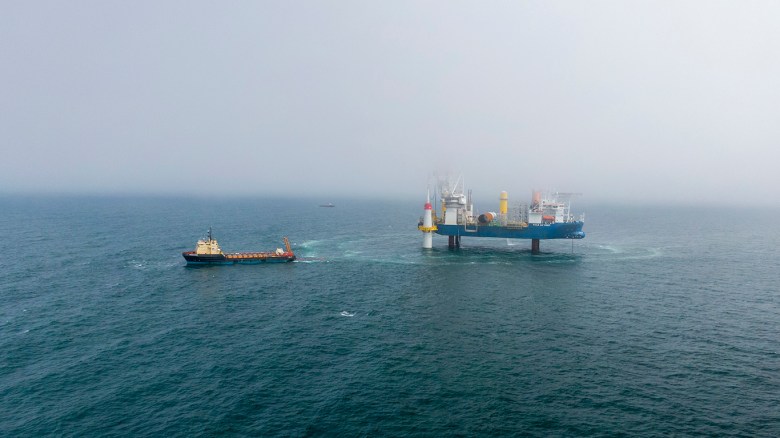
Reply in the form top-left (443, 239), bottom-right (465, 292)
top-left (2, 1), bottom-right (779, 204)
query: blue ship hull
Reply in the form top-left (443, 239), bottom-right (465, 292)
top-left (434, 221), bottom-right (585, 239)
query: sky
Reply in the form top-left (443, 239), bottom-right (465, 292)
top-left (2, 1), bottom-right (779, 204)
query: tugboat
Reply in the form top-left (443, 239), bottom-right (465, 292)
top-left (182, 228), bottom-right (296, 264)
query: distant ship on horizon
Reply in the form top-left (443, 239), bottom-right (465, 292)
top-left (319, 203), bottom-right (335, 207)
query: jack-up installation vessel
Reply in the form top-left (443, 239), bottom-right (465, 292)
top-left (418, 177), bottom-right (585, 252)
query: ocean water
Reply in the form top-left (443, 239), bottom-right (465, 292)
top-left (1, 196), bottom-right (779, 436)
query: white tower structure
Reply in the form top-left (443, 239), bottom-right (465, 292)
top-left (419, 190), bottom-right (436, 249)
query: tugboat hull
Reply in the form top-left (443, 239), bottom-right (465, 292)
top-left (182, 252), bottom-right (295, 265)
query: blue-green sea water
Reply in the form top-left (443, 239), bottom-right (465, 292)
top-left (2, 196), bottom-right (779, 436)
